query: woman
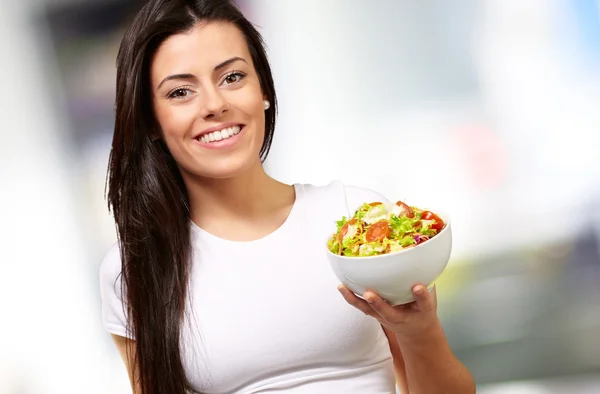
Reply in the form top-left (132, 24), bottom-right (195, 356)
top-left (100, 0), bottom-right (475, 393)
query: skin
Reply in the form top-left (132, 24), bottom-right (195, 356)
top-left (338, 285), bottom-right (475, 393)
top-left (151, 21), bottom-right (294, 242)
top-left (112, 21), bottom-right (475, 394)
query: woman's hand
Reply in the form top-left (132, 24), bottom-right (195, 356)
top-left (338, 284), bottom-right (477, 393)
top-left (337, 283), bottom-right (439, 338)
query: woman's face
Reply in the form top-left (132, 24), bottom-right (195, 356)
top-left (150, 22), bottom-right (266, 180)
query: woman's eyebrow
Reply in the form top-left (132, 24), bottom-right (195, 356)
top-left (157, 73), bottom-right (197, 90)
top-left (156, 57), bottom-right (247, 90)
top-left (214, 56), bottom-right (247, 71)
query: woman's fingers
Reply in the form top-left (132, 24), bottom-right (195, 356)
top-left (412, 284), bottom-right (436, 313)
top-left (363, 291), bottom-right (409, 324)
top-left (337, 283), bottom-right (437, 330)
top-left (337, 285), bottom-right (377, 317)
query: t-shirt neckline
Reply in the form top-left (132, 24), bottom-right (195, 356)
top-left (190, 183), bottom-right (304, 246)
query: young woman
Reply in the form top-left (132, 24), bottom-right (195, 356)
top-left (100, 0), bottom-right (476, 393)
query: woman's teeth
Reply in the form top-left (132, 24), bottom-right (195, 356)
top-left (198, 125), bottom-right (241, 143)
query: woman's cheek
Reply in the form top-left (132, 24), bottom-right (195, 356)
top-left (162, 108), bottom-right (197, 140)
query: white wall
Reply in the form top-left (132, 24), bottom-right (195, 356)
top-left (256, 0), bottom-right (600, 259)
top-left (0, 1), bottom-right (129, 392)
top-left (1, 0), bottom-right (599, 392)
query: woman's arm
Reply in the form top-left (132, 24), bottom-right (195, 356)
top-left (111, 334), bottom-right (141, 393)
top-left (339, 284), bottom-right (475, 394)
top-left (383, 326), bottom-right (410, 394)
top-left (393, 320), bottom-right (475, 393)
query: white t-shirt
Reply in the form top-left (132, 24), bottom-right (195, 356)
top-left (100, 180), bottom-right (397, 393)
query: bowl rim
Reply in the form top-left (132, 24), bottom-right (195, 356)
top-left (325, 208), bottom-right (451, 261)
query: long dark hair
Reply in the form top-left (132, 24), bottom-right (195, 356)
top-left (106, 1), bottom-right (277, 392)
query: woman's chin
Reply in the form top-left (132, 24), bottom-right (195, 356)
top-left (190, 154), bottom-right (261, 180)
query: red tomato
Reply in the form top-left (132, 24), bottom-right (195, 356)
top-left (340, 219), bottom-right (362, 242)
top-left (395, 201), bottom-right (415, 218)
top-left (339, 218), bottom-right (359, 240)
top-left (338, 219), bottom-right (358, 255)
top-left (365, 221), bottom-right (391, 242)
top-left (421, 211), bottom-right (444, 231)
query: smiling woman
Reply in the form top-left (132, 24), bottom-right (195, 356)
top-left (100, 1), bottom-right (474, 393)
top-left (149, 22), bottom-right (273, 180)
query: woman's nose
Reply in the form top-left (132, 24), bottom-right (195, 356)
top-left (200, 87), bottom-right (229, 119)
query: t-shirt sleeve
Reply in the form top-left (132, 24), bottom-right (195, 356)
top-left (99, 243), bottom-right (131, 338)
top-left (343, 184), bottom-right (392, 216)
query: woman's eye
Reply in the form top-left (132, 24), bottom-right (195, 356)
top-left (223, 72), bottom-right (246, 86)
top-left (168, 88), bottom-right (193, 99)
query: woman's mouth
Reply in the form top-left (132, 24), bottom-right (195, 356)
top-left (193, 124), bottom-right (246, 150)
top-left (196, 125), bottom-right (242, 144)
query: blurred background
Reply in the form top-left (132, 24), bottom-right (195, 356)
top-left (1, 0), bottom-right (599, 392)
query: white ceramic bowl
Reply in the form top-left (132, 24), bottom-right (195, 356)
top-left (326, 211), bottom-right (452, 305)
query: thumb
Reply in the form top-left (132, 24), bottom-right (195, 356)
top-left (412, 284), bottom-right (435, 312)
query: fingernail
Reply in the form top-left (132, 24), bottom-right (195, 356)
top-left (365, 296), bottom-right (374, 304)
top-left (414, 286), bottom-right (425, 295)
top-left (337, 285), bottom-right (345, 293)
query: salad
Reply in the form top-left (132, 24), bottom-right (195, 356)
top-left (328, 201), bottom-right (446, 257)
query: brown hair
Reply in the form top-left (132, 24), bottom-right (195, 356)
top-left (106, 0), bottom-right (277, 392)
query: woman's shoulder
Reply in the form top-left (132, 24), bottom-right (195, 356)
top-left (98, 242), bottom-right (130, 337)
top-left (99, 242), bottom-right (123, 299)
top-left (100, 242), bottom-right (121, 274)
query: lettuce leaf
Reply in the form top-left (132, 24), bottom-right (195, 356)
top-left (330, 201), bottom-right (441, 257)
top-left (357, 242), bottom-right (386, 257)
top-left (336, 216), bottom-right (348, 232)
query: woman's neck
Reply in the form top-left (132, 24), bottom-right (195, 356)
top-left (185, 160), bottom-right (295, 234)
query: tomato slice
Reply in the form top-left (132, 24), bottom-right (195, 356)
top-left (339, 219), bottom-right (362, 255)
top-left (365, 220), bottom-right (391, 242)
top-left (421, 211), bottom-right (444, 231)
top-left (340, 219), bottom-right (357, 241)
top-left (395, 201), bottom-right (415, 218)
top-left (369, 201), bottom-right (383, 207)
